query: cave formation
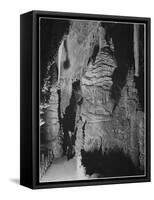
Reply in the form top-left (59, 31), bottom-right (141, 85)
top-left (40, 20), bottom-right (145, 178)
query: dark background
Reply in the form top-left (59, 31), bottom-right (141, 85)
top-left (40, 18), bottom-right (70, 88)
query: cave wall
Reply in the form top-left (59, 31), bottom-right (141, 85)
top-left (40, 20), bottom-right (145, 175)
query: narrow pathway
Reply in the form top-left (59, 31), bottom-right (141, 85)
top-left (40, 156), bottom-right (88, 182)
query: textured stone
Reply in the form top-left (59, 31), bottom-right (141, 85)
top-left (41, 21), bottom-right (145, 174)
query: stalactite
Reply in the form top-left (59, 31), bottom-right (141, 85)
top-left (57, 40), bottom-right (64, 83)
top-left (134, 24), bottom-right (140, 77)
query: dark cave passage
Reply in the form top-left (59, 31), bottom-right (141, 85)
top-left (109, 24), bottom-right (134, 104)
top-left (61, 80), bottom-right (81, 159)
top-left (81, 149), bottom-right (143, 177)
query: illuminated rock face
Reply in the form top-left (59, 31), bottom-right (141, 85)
top-left (41, 21), bottom-right (145, 174)
top-left (75, 46), bottom-right (117, 153)
top-left (45, 86), bottom-right (62, 158)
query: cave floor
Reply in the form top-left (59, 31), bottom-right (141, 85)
top-left (40, 156), bottom-right (89, 182)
